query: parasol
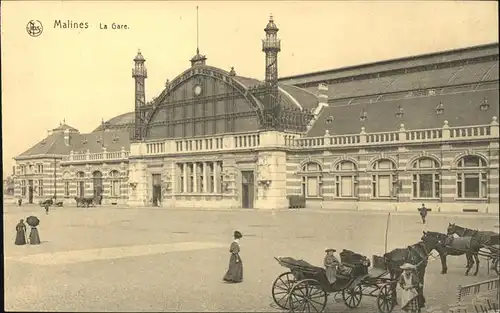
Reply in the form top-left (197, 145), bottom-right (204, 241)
top-left (26, 216), bottom-right (40, 227)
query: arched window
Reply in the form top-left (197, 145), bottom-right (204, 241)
top-left (411, 158), bottom-right (440, 198)
top-left (63, 172), bottom-right (71, 197)
top-left (76, 171), bottom-right (85, 197)
top-left (456, 155), bottom-right (488, 199)
top-left (334, 161), bottom-right (358, 198)
top-left (110, 170), bottom-right (121, 197)
top-left (301, 162), bottom-right (323, 198)
top-left (371, 159), bottom-right (397, 198)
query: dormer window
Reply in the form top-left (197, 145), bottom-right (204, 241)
top-left (395, 105), bottom-right (404, 118)
top-left (112, 136), bottom-right (119, 143)
top-left (82, 139), bottom-right (88, 144)
top-left (480, 97), bottom-right (489, 111)
top-left (435, 101), bottom-right (444, 115)
top-left (360, 109), bottom-right (367, 121)
top-left (326, 116), bottom-right (334, 124)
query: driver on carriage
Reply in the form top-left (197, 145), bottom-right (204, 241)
top-left (324, 248), bottom-right (341, 284)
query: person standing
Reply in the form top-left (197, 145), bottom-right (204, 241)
top-left (223, 230), bottom-right (243, 283)
top-left (15, 219), bottom-right (27, 245)
top-left (29, 225), bottom-right (41, 245)
top-left (324, 248), bottom-right (340, 284)
top-left (419, 203), bottom-right (428, 224)
top-left (399, 263), bottom-right (421, 313)
top-left (44, 204), bottom-right (50, 215)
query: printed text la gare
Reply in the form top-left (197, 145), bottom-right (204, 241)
top-left (53, 20), bottom-right (129, 30)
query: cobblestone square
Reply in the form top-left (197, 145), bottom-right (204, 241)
top-left (3, 204), bottom-right (498, 312)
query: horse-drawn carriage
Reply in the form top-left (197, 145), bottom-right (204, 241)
top-left (39, 198), bottom-right (63, 207)
top-left (74, 196), bottom-right (96, 207)
top-left (272, 249), bottom-right (397, 313)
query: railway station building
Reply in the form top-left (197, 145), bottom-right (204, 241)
top-left (13, 17), bottom-right (499, 213)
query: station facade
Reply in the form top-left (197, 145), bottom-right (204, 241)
top-left (13, 17), bottom-right (500, 213)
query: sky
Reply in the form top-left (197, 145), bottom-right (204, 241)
top-left (1, 1), bottom-right (498, 176)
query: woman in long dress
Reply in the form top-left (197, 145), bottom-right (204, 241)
top-left (399, 263), bottom-right (421, 313)
top-left (29, 226), bottom-right (41, 245)
top-left (223, 230), bottom-right (243, 283)
top-left (15, 219), bottom-right (27, 245)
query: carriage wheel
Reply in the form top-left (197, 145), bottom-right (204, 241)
top-left (494, 258), bottom-right (500, 275)
top-left (342, 285), bottom-right (362, 308)
top-left (271, 272), bottom-right (295, 309)
top-left (377, 283), bottom-right (396, 313)
top-left (288, 279), bottom-right (327, 313)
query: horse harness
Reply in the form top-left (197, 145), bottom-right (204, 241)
top-left (406, 241), bottom-right (431, 269)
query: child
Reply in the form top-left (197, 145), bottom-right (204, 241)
top-left (324, 248), bottom-right (340, 284)
top-left (399, 263), bottom-right (421, 313)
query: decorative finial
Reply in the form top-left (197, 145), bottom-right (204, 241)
top-left (270, 14), bottom-right (274, 21)
top-left (229, 66), bottom-right (236, 76)
top-left (492, 116), bottom-right (498, 123)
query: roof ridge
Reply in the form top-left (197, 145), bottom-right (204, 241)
top-left (281, 84), bottom-right (319, 99)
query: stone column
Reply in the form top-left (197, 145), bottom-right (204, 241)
top-left (193, 162), bottom-right (198, 193)
top-left (214, 162), bottom-right (220, 193)
top-left (203, 162), bottom-right (208, 193)
top-left (183, 163), bottom-right (188, 193)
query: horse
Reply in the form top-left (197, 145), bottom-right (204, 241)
top-left (422, 231), bottom-right (484, 276)
top-left (447, 223), bottom-right (500, 246)
top-left (447, 223), bottom-right (499, 270)
top-left (383, 234), bottom-right (438, 311)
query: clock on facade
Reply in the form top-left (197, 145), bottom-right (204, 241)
top-left (193, 85), bottom-right (202, 96)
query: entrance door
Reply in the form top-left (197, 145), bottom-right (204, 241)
top-left (241, 171), bottom-right (254, 209)
top-left (152, 174), bottom-right (162, 206)
top-left (78, 181), bottom-right (85, 197)
top-left (92, 171), bottom-right (103, 204)
top-left (28, 180), bottom-right (34, 203)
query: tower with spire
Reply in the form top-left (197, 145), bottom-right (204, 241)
top-left (261, 15), bottom-right (282, 129)
top-left (132, 50), bottom-right (147, 140)
top-left (262, 15), bottom-right (281, 86)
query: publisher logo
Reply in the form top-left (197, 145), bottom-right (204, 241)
top-left (26, 20), bottom-right (43, 37)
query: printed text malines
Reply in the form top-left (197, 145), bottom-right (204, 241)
top-left (54, 20), bottom-right (89, 29)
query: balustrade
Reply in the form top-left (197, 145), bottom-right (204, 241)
top-left (62, 150), bottom-right (130, 163)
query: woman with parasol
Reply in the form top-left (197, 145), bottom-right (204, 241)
top-left (223, 230), bottom-right (243, 283)
top-left (15, 219), bottom-right (27, 245)
top-left (399, 263), bottom-right (421, 313)
top-left (26, 216), bottom-right (41, 245)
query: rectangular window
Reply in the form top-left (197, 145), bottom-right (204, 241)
top-left (434, 174), bottom-right (440, 198)
top-left (378, 175), bottom-right (391, 197)
top-left (218, 161), bottom-right (224, 193)
top-left (372, 175), bottom-right (377, 197)
top-left (21, 180), bottom-right (26, 196)
top-left (197, 163), bottom-right (204, 193)
top-left (208, 163), bottom-right (214, 193)
top-left (307, 177), bottom-right (318, 197)
top-left (412, 174), bottom-right (418, 198)
top-left (302, 177), bottom-right (307, 197)
top-left (418, 174), bottom-right (433, 198)
top-left (187, 163), bottom-right (194, 193)
top-left (481, 173), bottom-right (487, 198)
top-left (336, 176), bottom-right (354, 197)
top-left (111, 180), bottom-right (120, 196)
top-left (64, 182), bottom-right (70, 197)
top-left (464, 173), bottom-right (479, 198)
top-left (38, 179), bottom-right (43, 196)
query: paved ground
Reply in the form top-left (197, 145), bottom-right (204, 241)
top-left (3, 204), bottom-right (499, 312)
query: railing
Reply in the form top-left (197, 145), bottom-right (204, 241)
top-left (447, 278), bottom-right (499, 313)
top-left (62, 150), bottom-right (130, 163)
top-left (287, 117), bottom-right (498, 149)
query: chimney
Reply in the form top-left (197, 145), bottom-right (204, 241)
top-left (64, 128), bottom-right (70, 146)
top-left (313, 83), bottom-right (329, 117)
top-left (318, 83), bottom-right (329, 107)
